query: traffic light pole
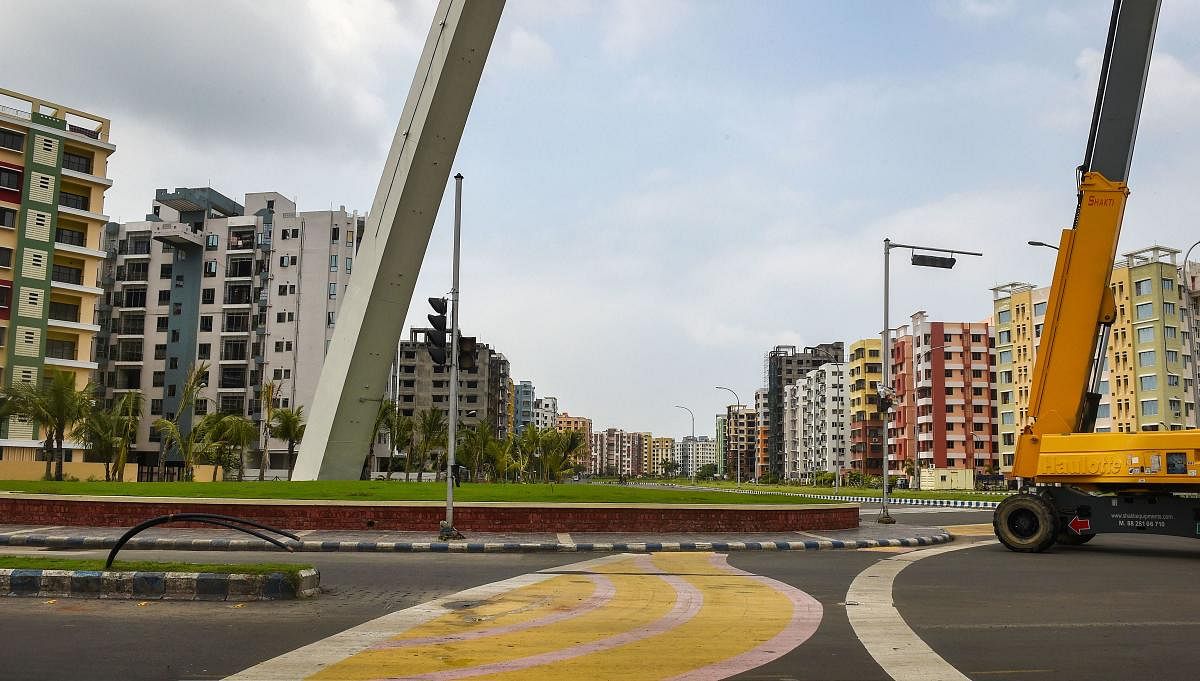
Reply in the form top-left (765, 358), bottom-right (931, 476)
top-left (442, 173), bottom-right (464, 540)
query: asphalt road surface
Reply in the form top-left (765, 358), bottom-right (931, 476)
top-left (2, 509), bottom-right (1198, 681)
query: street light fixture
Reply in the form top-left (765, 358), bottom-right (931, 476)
top-left (674, 405), bottom-right (695, 483)
top-left (880, 238), bottom-right (983, 524)
top-left (714, 386), bottom-right (742, 485)
top-left (1027, 240), bottom-right (1060, 250)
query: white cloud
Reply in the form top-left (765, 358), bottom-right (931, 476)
top-left (600, 0), bottom-right (689, 60)
top-left (496, 26), bottom-right (556, 71)
top-left (936, 0), bottom-right (1017, 21)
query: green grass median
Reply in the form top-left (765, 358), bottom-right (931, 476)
top-left (0, 555), bottom-right (311, 577)
top-left (0, 480), bottom-right (842, 505)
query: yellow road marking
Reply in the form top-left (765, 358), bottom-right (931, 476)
top-left (309, 557), bottom-right (675, 680)
top-left (944, 523), bottom-right (995, 537)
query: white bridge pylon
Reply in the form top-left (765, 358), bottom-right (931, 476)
top-left (292, 0), bottom-right (504, 480)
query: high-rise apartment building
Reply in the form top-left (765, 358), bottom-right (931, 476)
top-left (514, 380), bottom-right (535, 434)
top-left (714, 414), bottom-right (727, 477)
top-left (795, 362), bottom-right (849, 479)
top-left (723, 405), bottom-right (756, 483)
top-left (100, 188), bottom-right (364, 476)
top-left (888, 328), bottom-right (917, 476)
top-left (391, 327), bottom-right (510, 469)
top-left (764, 342), bottom-right (844, 478)
top-left (0, 88), bottom-right (113, 454)
top-left (650, 436), bottom-right (676, 476)
top-left (754, 388), bottom-right (769, 479)
top-left (675, 435), bottom-right (716, 476)
top-left (992, 246), bottom-right (1197, 476)
top-left (890, 311), bottom-right (998, 475)
top-left (590, 427), bottom-right (643, 476)
top-left (533, 396), bottom-right (558, 430)
top-left (847, 338), bottom-right (884, 475)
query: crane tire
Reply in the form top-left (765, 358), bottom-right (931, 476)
top-left (1055, 530), bottom-right (1095, 546)
top-left (994, 494), bottom-right (1058, 553)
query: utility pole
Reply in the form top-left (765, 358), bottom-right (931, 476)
top-left (440, 173), bottom-right (464, 541)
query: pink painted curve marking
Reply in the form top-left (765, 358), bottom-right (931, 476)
top-left (370, 574), bottom-right (617, 650)
top-left (373, 554), bottom-right (703, 681)
top-left (660, 553), bottom-right (823, 681)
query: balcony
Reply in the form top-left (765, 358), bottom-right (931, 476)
top-left (48, 302), bottom-right (80, 323)
top-left (151, 222), bottom-right (204, 249)
top-left (59, 191), bottom-right (90, 212)
top-left (54, 228), bottom-right (87, 248)
top-left (51, 266), bottom-right (84, 286)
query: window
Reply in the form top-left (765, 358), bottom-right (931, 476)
top-left (288, 284), bottom-right (296, 294)
top-left (156, 316), bottom-right (168, 332)
top-left (1137, 326), bottom-right (1154, 344)
top-left (204, 260), bottom-right (218, 277)
top-left (1135, 302), bottom-right (1154, 320)
top-left (150, 399), bottom-right (163, 416)
top-left (1139, 375), bottom-right (1157, 391)
top-left (1166, 350), bottom-right (1179, 363)
top-left (998, 350), bottom-right (1012, 365)
top-left (1096, 404), bottom-right (1110, 418)
top-left (1168, 374), bottom-right (1180, 387)
top-left (0, 248), bottom-right (11, 269)
top-left (1162, 277), bottom-right (1175, 292)
top-left (154, 344), bottom-right (166, 360)
top-left (154, 289), bottom-right (169, 305)
top-left (1134, 279), bottom-right (1153, 296)
top-left (276, 312), bottom-right (286, 323)
top-left (1138, 350), bottom-right (1156, 367)
top-left (331, 227), bottom-right (339, 242)
top-left (327, 311), bottom-right (335, 326)
top-left (159, 264), bottom-right (173, 279)
top-left (205, 234), bottom-right (218, 250)
top-left (0, 207), bottom-right (15, 229)
top-left (345, 257), bottom-right (352, 273)
top-left (1141, 399), bottom-right (1159, 417)
top-left (329, 255), bottom-right (338, 271)
top-left (153, 371), bottom-right (165, 387)
top-left (62, 151), bottom-right (92, 174)
top-left (202, 288), bottom-right (215, 304)
top-left (1165, 326), bottom-right (1177, 340)
top-left (168, 357), bottom-right (179, 369)
top-left (1001, 412), bottom-right (1015, 425)
top-left (195, 400), bottom-right (208, 416)
top-left (997, 330), bottom-right (1011, 344)
top-left (170, 329), bottom-right (180, 342)
top-left (346, 231), bottom-right (354, 246)
top-left (0, 168), bottom-right (20, 190)
top-left (1098, 380), bottom-right (1109, 394)
top-left (0, 128), bottom-right (23, 151)
top-left (198, 343), bottom-right (211, 359)
top-left (328, 282), bottom-right (337, 299)
top-left (278, 284), bottom-right (288, 296)
top-left (1033, 301), bottom-right (1047, 316)
top-left (1164, 302), bottom-right (1176, 317)
top-left (172, 302), bottom-right (182, 316)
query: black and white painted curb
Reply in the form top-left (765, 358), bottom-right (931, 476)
top-left (625, 482), bottom-right (1003, 509)
top-left (0, 567), bottom-right (319, 600)
top-left (0, 532), bottom-right (952, 554)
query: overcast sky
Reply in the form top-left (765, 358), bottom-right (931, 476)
top-left (7, 0), bottom-right (1200, 438)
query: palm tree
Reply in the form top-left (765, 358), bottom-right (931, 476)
top-left (488, 435), bottom-right (515, 482)
top-left (364, 398), bottom-right (394, 480)
top-left (1, 370), bottom-right (92, 481)
top-left (111, 391), bottom-right (143, 482)
top-left (157, 363), bottom-right (208, 480)
top-left (414, 408), bottom-right (447, 482)
top-left (258, 380), bottom-right (278, 481)
top-left (458, 423), bottom-right (494, 481)
top-left (220, 415), bottom-right (257, 481)
top-left (518, 425), bottom-right (543, 482)
top-left (76, 403), bottom-right (121, 482)
top-left (154, 411), bottom-right (227, 482)
top-left (270, 406), bottom-right (306, 481)
top-left (390, 413), bottom-right (414, 481)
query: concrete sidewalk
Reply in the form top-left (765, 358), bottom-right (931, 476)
top-left (0, 523), bottom-right (951, 554)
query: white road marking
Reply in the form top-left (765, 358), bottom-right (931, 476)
top-left (557, 532), bottom-right (572, 544)
top-left (222, 553), bottom-right (630, 681)
top-left (1, 525), bottom-right (64, 535)
top-left (292, 530), bottom-right (317, 537)
top-left (795, 530), bottom-right (837, 542)
top-left (846, 540), bottom-right (997, 681)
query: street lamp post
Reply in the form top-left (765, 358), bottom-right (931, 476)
top-left (880, 239), bottom-right (983, 524)
top-left (715, 386), bottom-right (742, 485)
top-left (674, 405), bottom-right (695, 482)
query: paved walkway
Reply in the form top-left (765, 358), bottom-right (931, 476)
top-left (0, 523), bottom-right (950, 553)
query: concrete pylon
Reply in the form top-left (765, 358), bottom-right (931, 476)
top-left (292, 0), bottom-right (504, 480)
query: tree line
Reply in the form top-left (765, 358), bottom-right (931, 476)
top-left (364, 400), bottom-right (588, 483)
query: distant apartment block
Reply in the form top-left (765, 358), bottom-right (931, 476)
top-left (723, 405), bottom-right (756, 482)
top-left (590, 427), bottom-right (642, 476)
top-left (714, 414), bottom-right (727, 476)
top-left (0, 88), bottom-right (113, 456)
top-left (533, 396), bottom-right (558, 430)
top-left (556, 411), bottom-right (592, 468)
top-left (889, 311), bottom-right (998, 476)
top-left (650, 436), bottom-right (676, 476)
top-left (754, 388), bottom-right (769, 479)
top-left (99, 188), bottom-right (363, 477)
top-left (514, 380), bottom-right (535, 434)
top-left (764, 342), bottom-right (844, 478)
top-left (787, 362), bottom-right (849, 480)
top-left (675, 435), bottom-right (716, 476)
top-left (847, 338), bottom-right (884, 475)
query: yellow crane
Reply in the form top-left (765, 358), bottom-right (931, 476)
top-left (992, 0), bottom-right (1200, 551)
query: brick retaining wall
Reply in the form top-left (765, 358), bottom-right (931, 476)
top-left (0, 497), bottom-right (857, 532)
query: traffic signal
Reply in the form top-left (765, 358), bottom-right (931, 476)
top-left (427, 297), bottom-right (448, 365)
top-left (458, 335), bottom-right (477, 371)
